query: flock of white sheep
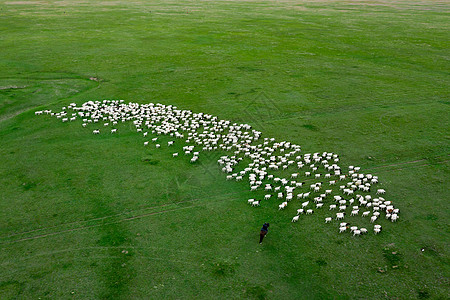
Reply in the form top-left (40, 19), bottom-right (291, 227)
top-left (36, 99), bottom-right (399, 236)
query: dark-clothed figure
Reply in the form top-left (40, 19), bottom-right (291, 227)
top-left (259, 222), bottom-right (270, 244)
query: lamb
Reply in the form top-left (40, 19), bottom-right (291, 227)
top-left (325, 217), bottom-right (332, 223)
top-left (370, 216), bottom-right (378, 223)
top-left (329, 204), bottom-right (337, 210)
top-left (292, 215), bottom-right (299, 222)
top-left (297, 208), bottom-right (304, 215)
top-left (306, 209), bottom-right (314, 215)
top-left (302, 201), bottom-right (309, 208)
top-left (339, 226), bottom-right (347, 233)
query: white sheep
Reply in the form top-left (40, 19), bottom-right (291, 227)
top-left (252, 201), bottom-right (260, 207)
top-left (292, 215), bottom-right (299, 222)
top-left (325, 217), bottom-right (332, 223)
top-left (376, 189), bottom-right (386, 194)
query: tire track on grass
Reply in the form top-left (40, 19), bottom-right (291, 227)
top-left (0, 189), bottom-right (242, 241)
top-left (0, 191), bottom-right (246, 245)
top-left (2, 155), bottom-right (448, 243)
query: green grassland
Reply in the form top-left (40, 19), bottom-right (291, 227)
top-left (0, 0), bottom-right (449, 299)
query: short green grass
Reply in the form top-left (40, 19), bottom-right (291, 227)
top-left (0, 0), bottom-right (449, 299)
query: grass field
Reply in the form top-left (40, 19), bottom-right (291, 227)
top-left (0, 0), bottom-right (449, 299)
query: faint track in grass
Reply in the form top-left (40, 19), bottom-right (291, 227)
top-left (0, 191), bottom-right (243, 245)
top-left (1, 155), bottom-right (448, 245)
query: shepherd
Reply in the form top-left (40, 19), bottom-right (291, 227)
top-left (259, 222), bottom-right (270, 244)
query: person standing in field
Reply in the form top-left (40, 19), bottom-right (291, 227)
top-left (259, 222), bottom-right (270, 244)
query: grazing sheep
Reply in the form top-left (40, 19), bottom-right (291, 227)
top-left (292, 215), bottom-right (299, 222)
top-left (376, 189), bottom-right (386, 194)
top-left (325, 217), bottom-right (332, 223)
top-left (40, 100), bottom-right (397, 238)
top-left (306, 209), bottom-right (314, 215)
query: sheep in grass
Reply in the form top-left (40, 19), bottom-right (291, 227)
top-left (336, 212), bottom-right (345, 220)
top-left (325, 217), bottom-right (332, 223)
top-left (297, 208), bottom-right (304, 215)
top-left (374, 225), bottom-right (382, 235)
top-left (264, 194), bottom-right (271, 200)
top-left (279, 202), bottom-right (288, 210)
top-left (302, 201), bottom-right (309, 208)
top-left (391, 214), bottom-right (399, 222)
top-left (376, 189), bottom-right (386, 195)
top-left (292, 215), bottom-right (299, 222)
top-left (339, 226), bottom-right (347, 233)
top-left (360, 228), bottom-right (368, 234)
top-left (42, 100), bottom-right (397, 238)
top-left (93, 129), bottom-right (100, 134)
top-left (353, 230), bottom-right (361, 236)
top-left (350, 210), bottom-right (359, 216)
top-left (329, 204), bottom-right (337, 210)
top-left (248, 199), bottom-right (255, 204)
top-left (306, 209), bottom-right (314, 215)
top-left (370, 216), bottom-right (378, 223)
top-left (251, 201), bottom-right (260, 207)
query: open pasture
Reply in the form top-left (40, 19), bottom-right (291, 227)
top-left (0, 0), bottom-right (449, 299)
